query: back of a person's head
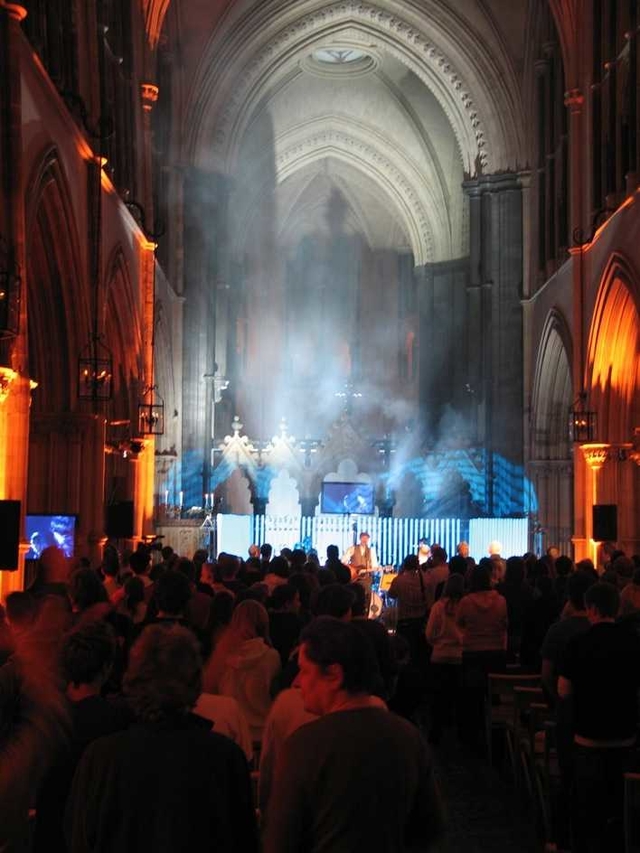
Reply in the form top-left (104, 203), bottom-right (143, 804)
top-left (613, 556), bottom-right (635, 579)
top-left (208, 590), bottom-right (234, 627)
top-left (567, 570), bottom-right (596, 610)
top-left (161, 545), bottom-right (174, 561)
top-left (449, 555), bottom-right (467, 576)
top-left (270, 583), bottom-right (297, 611)
top-left (70, 568), bottom-right (108, 611)
top-left (192, 549), bottom-right (208, 568)
top-left (402, 554), bottom-right (419, 572)
top-left (218, 552), bottom-right (240, 580)
top-left (470, 565), bottom-right (492, 592)
top-left (63, 620), bottom-right (116, 687)
top-left (291, 549), bottom-right (307, 569)
top-left (102, 545), bottom-right (120, 578)
top-left (504, 556), bottom-right (525, 585)
top-left (288, 571), bottom-right (313, 611)
top-left (586, 582), bottom-right (620, 619)
top-left (124, 623), bottom-right (202, 722)
top-left (38, 545), bottom-right (70, 585)
top-left (443, 573), bottom-right (465, 601)
top-left (176, 558), bottom-right (196, 583)
top-left (155, 569), bottom-right (192, 615)
top-left (230, 598), bottom-right (270, 641)
top-left (430, 546), bottom-right (448, 566)
top-left (6, 591), bottom-right (37, 628)
top-left (130, 549), bottom-right (150, 576)
top-left (317, 567), bottom-right (337, 586)
top-left (555, 555), bottom-right (574, 577)
top-left (260, 543), bottom-right (273, 560)
top-left (326, 544), bottom-right (340, 561)
top-left (269, 556), bottom-right (290, 579)
top-left (300, 616), bottom-right (379, 695)
top-left (348, 581), bottom-right (367, 618)
top-left (124, 576), bottom-right (145, 611)
top-left (314, 583), bottom-right (355, 619)
top-left (576, 558), bottom-right (597, 576)
top-left (235, 585), bottom-right (269, 606)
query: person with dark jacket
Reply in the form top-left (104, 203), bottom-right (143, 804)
top-left (65, 623), bottom-right (257, 853)
top-left (34, 621), bottom-right (131, 852)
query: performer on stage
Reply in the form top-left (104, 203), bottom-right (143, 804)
top-left (417, 538), bottom-right (431, 566)
top-left (343, 532), bottom-right (378, 579)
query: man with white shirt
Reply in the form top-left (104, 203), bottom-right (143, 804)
top-left (342, 532), bottom-right (378, 579)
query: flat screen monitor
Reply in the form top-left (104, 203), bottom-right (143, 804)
top-left (25, 514), bottom-right (76, 559)
top-left (321, 481), bottom-right (374, 515)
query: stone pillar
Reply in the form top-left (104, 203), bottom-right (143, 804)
top-left (251, 495), bottom-right (267, 516)
top-left (565, 90), bottom-right (588, 558)
top-left (181, 170), bottom-right (228, 508)
top-left (0, 3), bottom-right (29, 597)
top-left (464, 173), bottom-right (525, 514)
top-left (299, 496), bottom-right (317, 519)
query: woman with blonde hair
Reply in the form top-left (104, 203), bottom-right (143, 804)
top-left (203, 599), bottom-right (280, 742)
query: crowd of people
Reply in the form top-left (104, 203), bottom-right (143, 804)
top-left (0, 534), bottom-right (639, 852)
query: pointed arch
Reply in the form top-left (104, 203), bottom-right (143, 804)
top-left (586, 254), bottom-right (640, 444)
top-left (531, 308), bottom-right (573, 460)
top-left (25, 146), bottom-right (87, 412)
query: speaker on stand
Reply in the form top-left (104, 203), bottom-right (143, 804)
top-left (0, 500), bottom-right (21, 570)
top-left (592, 504), bottom-right (617, 542)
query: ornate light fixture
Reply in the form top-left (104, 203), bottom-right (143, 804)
top-left (137, 385), bottom-right (165, 435)
top-left (0, 236), bottom-right (21, 339)
top-left (78, 335), bottom-right (113, 401)
top-left (569, 394), bottom-right (597, 443)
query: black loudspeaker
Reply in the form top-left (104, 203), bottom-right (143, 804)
top-left (592, 504), bottom-right (617, 542)
top-left (0, 500), bottom-right (21, 570)
top-left (105, 501), bottom-right (134, 539)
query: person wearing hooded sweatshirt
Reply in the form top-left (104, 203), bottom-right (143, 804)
top-left (203, 599), bottom-right (281, 742)
top-left (456, 564), bottom-right (508, 748)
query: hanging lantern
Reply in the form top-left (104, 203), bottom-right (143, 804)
top-left (569, 396), bottom-right (597, 443)
top-left (77, 337), bottom-right (113, 401)
top-left (137, 385), bottom-right (164, 435)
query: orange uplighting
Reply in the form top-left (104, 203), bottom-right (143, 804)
top-left (587, 275), bottom-right (639, 401)
top-left (582, 194), bottom-right (636, 252)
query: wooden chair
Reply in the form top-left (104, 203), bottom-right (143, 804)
top-left (485, 672), bottom-right (541, 775)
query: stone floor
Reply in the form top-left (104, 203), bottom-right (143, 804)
top-left (431, 735), bottom-right (541, 852)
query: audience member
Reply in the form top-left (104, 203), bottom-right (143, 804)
top-left (558, 583), bottom-right (640, 852)
top-left (426, 573), bottom-right (464, 744)
top-left (324, 544), bottom-right (351, 584)
top-left (497, 556), bottom-right (533, 660)
top-left (263, 556), bottom-right (290, 593)
top-left (34, 621), bottom-right (131, 851)
top-left (263, 617), bottom-right (443, 853)
top-left (203, 600), bottom-right (280, 741)
top-left (268, 584), bottom-right (302, 665)
top-left (456, 564), bottom-right (507, 747)
top-left (65, 624), bottom-right (258, 852)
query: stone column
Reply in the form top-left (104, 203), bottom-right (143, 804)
top-left (464, 173), bottom-right (525, 515)
top-left (181, 170), bottom-right (228, 508)
top-left (299, 496), bottom-right (318, 519)
top-left (0, 3), bottom-right (29, 596)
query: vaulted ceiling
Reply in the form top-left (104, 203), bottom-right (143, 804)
top-left (153, 0), bottom-right (533, 263)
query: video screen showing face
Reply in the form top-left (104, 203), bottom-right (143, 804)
top-left (321, 482), bottom-right (374, 515)
top-left (25, 515), bottom-right (76, 559)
